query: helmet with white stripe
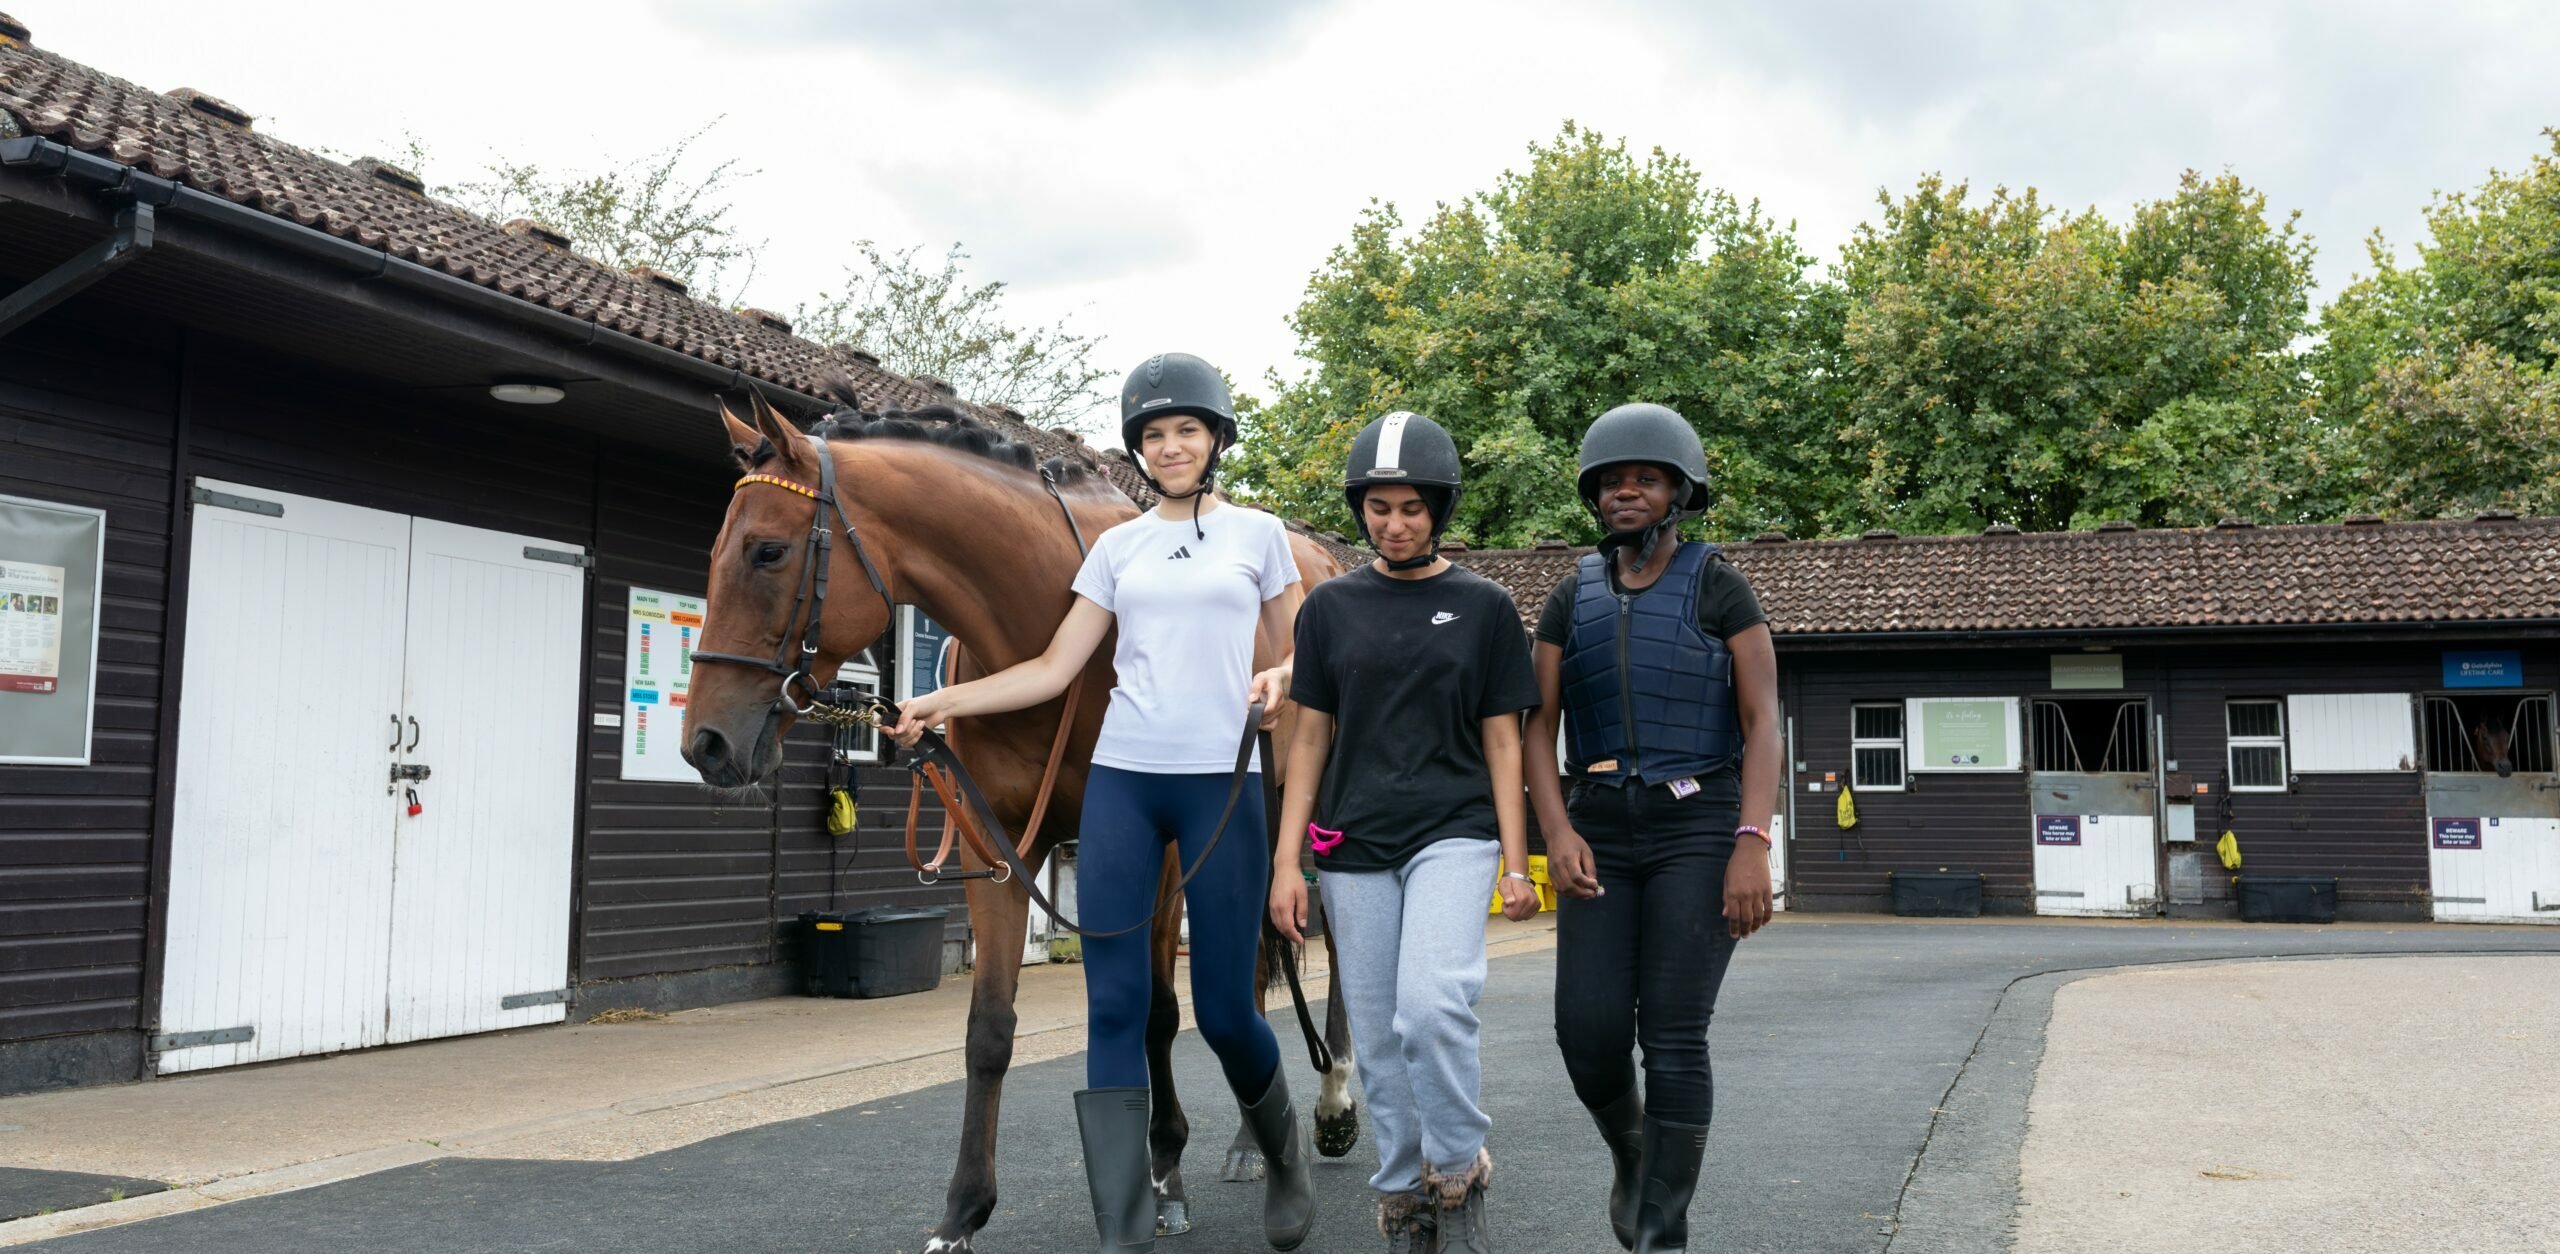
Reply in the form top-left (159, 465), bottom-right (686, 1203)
top-left (1344, 410), bottom-right (1463, 565)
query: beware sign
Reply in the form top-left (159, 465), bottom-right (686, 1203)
top-left (2036, 814), bottom-right (2083, 846)
top-left (2432, 818), bottom-right (2482, 850)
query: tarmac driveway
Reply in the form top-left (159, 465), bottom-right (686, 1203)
top-left (27, 919), bottom-right (2558, 1253)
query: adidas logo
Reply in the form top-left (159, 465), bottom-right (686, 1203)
top-left (1431, 611), bottom-right (1460, 625)
top-left (1167, 546), bottom-right (1193, 560)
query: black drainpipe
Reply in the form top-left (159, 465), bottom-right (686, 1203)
top-left (0, 135), bottom-right (838, 418)
top-left (0, 200), bottom-right (153, 338)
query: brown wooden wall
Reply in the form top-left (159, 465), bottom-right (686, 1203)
top-left (0, 308), bottom-right (957, 1089)
top-left (0, 312), bottom-right (179, 1065)
top-left (1778, 640), bottom-right (2555, 918)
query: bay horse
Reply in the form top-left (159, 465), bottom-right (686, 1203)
top-left (682, 391), bottom-right (1357, 1251)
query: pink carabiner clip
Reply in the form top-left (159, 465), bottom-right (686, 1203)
top-left (1308, 823), bottom-right (1345, 855)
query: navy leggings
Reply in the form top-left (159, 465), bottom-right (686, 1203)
top-left (1077, 764), bottom-right (1281, 1094)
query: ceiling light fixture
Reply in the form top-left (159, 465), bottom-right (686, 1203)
top-left (489, 380), bottom-right (566, 405)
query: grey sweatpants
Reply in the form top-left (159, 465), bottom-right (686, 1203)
top-left (1318, 836), bottom-right (1501, 1194)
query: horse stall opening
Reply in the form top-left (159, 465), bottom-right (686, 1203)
top-left (2028, 696), bottom-right (2161, 917)
top-left (2423, 690), bottom-right (2560, 924)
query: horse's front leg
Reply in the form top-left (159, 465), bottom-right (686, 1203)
top-left (928, 875), bottom-right (1029, 1253)
top-left (1145, 856), bottom-right (1194, 1234)
top-left (1312, 928), bottom-right (1362, 1157)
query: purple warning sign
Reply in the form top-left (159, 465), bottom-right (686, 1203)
top-left (2036, 815), bottom-right (2083, 846)
top-left (2432, 818), bottom-right (2482, 850)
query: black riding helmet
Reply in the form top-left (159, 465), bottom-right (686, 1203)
top-left (1120, 352), bottom-right (1237, 538)
top-left (1344, 410), bottom-right (1463, 571)
top-left (1577, 402), bottom-right (1710, 566)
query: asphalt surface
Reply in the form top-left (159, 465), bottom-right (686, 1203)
top-left (30, 920), bottom-right (2560, 1253)
top-left (0, 1170), bottom-right (162, 1224)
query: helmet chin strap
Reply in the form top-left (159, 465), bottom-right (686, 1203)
top-left (1143, 448), bottom-right (1222, 540)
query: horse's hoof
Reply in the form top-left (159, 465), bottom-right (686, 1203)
top-left (1155, 1197), bottom-right (1191, 1236)
top-left (921, 1235), bottom-right (973, 1253)
top-left (1314, 1102), bottom-right (1360, 1158)
top-left (1220, 1147), bottom-right (1265, 1182)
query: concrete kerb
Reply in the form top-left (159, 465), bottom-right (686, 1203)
top-left (1880, 947), bottom-right (2560, 1254)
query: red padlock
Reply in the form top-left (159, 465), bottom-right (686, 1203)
top-left (405, 787), bottom-right (423, 818)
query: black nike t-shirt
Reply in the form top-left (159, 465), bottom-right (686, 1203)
top-left (1289, 563), bottom-right (1540, 872)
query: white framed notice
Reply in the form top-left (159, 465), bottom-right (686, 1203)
top-left (1905, 697), bottom-right (2024, 772)
top-left (621, 586), bottom-right (706, 782)
top-left (0, 494), bottom-right (106, 765)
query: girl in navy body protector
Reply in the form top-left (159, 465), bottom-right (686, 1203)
top-left (1522, 403), bottom-right (1780, 1254)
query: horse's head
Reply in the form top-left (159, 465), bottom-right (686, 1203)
top-left (2473, 718), bottom-right (2517, 779)
top-left (683, 392), bottom-right (893, 788)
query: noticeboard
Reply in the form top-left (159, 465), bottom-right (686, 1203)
top-left (621, 587), bottom-right (705, 782)
top-left (0, 495), bottom-right (106, 766)
top-left (1907, 697), bottom-right (2023, 772)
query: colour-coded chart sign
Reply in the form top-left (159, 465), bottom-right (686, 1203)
top-left (2036, 814), bottom-right (2083, 846)
top-left (2432, 817), bottom-right (2482, 850)
top-left (622, 587), bottom-right (707, 783)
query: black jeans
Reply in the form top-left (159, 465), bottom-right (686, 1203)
top-left (1554, 770), bottom-right (1741, 1126)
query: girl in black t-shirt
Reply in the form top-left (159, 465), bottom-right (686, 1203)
top-left (1523, 403), bottom-right (1779, 1254)
top-left (1260, 412), bottom-right (1539, 1253)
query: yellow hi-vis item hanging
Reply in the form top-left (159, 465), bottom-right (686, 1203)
top-left (1836, 784), bottom-right (1859, 830)
top-left (827, 789), bottom-right (858, 837)
top-left (2216, 830), bottom-right (2242, 870)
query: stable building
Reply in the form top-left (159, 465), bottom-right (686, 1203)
top-left (1459, 516), bottom-right (2560, 924)
top-left (0, 29), bottom-right (1175, 1093)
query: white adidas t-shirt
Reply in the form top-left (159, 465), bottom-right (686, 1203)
top-left (1071, 503), bottom-right (1300, 773)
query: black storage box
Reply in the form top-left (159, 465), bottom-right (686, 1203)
top-left (797, 911), bottom-right (858, 998)
top-left (2235, 875), bottom-right (2338, 924)
top-left (851, 906), bottom-right (949, 998)
top-left (1889, 870), bottom-right (1985, 918)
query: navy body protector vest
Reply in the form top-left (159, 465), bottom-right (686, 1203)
top-left (1561, 541), bottom-right (1741, 786)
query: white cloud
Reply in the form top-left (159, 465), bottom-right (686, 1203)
top-left (26, 0), bottom-right (2560, 440)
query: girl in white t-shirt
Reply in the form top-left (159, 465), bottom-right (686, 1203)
top-left (891, 352), bottom-right (1315, 1253)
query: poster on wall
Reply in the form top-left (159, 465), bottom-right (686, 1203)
top-left (0, 496), bottom-right (105, 765)
top-left (1907, 697), bottom-right (2023, 772)
top-left (621, 587), bottom-right (706, 783)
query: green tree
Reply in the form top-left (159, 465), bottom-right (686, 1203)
top-left (1229, 124), bottom-right (1850, 547)
top-left (2314, 129), bottom-right (2560, 518)
top-left (1835, 170), bottom-right (2341, 534)
top-left (792, 242), bottom-right (1110, 432)
top-left (434, 124), bottom-right (763, 307)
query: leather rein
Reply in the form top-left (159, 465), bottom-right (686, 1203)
top-left (695, 431), bottom-right (1259, 943)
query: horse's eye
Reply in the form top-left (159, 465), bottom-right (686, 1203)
top-left (753, 542), bottom-right (789, 567)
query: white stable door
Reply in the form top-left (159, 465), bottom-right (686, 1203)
top-left (385, 518), bottom-right (585, 1042)
top-left (162, 484), bottom-right (586, 1073)
top-left (161, 483), bottom-right (411, 1072)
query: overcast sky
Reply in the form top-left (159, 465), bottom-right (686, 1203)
top-left (31, 1), bottom-right (2560, 437)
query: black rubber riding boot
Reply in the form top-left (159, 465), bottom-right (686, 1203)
top-left (1075, 1088), bottom-right (1157, 1251)
top-left (1590, 1087), bottom-right (1645, 1249)
top-left (1235, 1068), bottom-right (1317, 1250)
top-left (1631, 1116), bottom-right (1709, 1254)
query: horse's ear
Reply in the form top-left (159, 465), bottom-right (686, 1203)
top-left (747, 391), bottom-right (814, 477)
top-left (719, 401), bottom-right (762, 468)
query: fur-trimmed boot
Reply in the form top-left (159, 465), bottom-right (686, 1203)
top-left (1590, 1087), bottom-right (1646, 1249)
top-left (1424, 1148), bottom-right (1495, 1254)
top-left (1235, 1068), bottom-right (1317, 1250)
top-left (1377, 1189), bottom-right (1436, 1254)
top-left (1074, 1088), bottom-right (1157, 1251)
top-left (1631, 1117), bottom-right (1709, 1254)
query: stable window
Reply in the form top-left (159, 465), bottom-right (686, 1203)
top-left (2421, 692), bottom-right (2555, 775)
top-left (2227, 700), bottom-right (2288, 791)
top-left (1851, 702), bottom-right (1906, 791)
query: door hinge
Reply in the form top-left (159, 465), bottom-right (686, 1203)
top-left (2035, 889), bottom-right (2087, 898)
top-left (2432, 896), bottom-right (2488, 905)
top-left (2536, 893), bottom-right (2560, 913)
top-left (523, 546), bottom-right (593, 569)
top-left (151, 1024), bottom-right (254, 1051)
top-left (501, 988), bottom-right (570, 1010)
top-left (189, 486), bottom-right (283, 517)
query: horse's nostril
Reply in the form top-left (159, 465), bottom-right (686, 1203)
top-left (688, 728), bottom-right (728, 771)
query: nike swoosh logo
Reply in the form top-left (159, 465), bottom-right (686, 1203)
top-left (1431, 612), bottom-right (1459, 625)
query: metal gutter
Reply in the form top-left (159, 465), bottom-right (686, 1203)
top-left (0, 135), bottom-right (837, 417)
